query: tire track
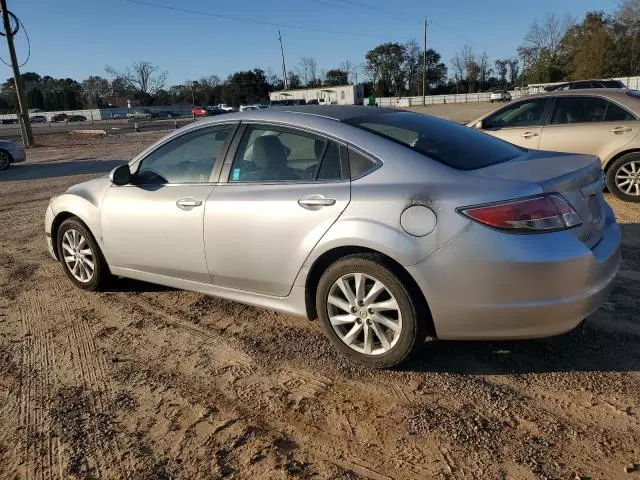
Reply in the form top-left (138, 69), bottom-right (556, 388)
top-left (122, 292), bottom-right (443, 479)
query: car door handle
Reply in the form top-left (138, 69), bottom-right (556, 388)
top-left (610, 126), bottom-right (632, 133)
top-left (176, 198), bottom-right (202, 209)
top-left (298, 196), bottom-right (336, 208)
top-left (520, 131), bottom-right (539, 138)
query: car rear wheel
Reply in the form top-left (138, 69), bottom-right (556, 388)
top-left (606, 153), bottom-right (640, 202)
top-left (316, 254), bottom-right (426, 368)
top-left (0, 149), bottom-right (12, 170)
top-left (57, 218), bottom-right (109, 290)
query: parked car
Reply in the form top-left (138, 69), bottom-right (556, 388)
top-left (127, 110), bottom-right (156, 120)
top-left (67, 115), bottom-right (87, 122)
top-left (30, 115), bottom-right (47, 123)
top-left (217, 103), bottom-right (234, 111)
top-left (545, 79), bottom-right (626, 92)
top-left (192, 106), bottom-right (208, 117)
top-left (469, 89), bottom-right (640, 201)
top-left (239, 105), bottom-right (261, 112)
top-left (45, 106), bottom-right (620, 368)
top-left (0, 139), bottom-right (26, 170)
top-left (49, 113), bottom-right (68, 122)
top-left (0, 118), bottom-right (18, 124)
top-left (490, 91), bottom-right (511, 103)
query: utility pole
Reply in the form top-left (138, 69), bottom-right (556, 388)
top-left (422, 17), bottom-right (427, 106)
top-left (1, 0), bottom-right (33, 147)
top-left (278, 30), bottom-right (288, 90)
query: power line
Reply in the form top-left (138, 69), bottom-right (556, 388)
top-left (124, 0), bottom-right (375, 37)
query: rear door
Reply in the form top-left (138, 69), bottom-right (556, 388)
top-left (479, 97), bottom-right (551, 149)
top-left (204, 124), bottom-right (350, 296)
top-left (539, 96), bottom-right (639, 161)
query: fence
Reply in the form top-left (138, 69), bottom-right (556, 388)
top-left (0, 105), bottom-right (194, 122)
top-left (375, 91), bottom-right (525, 108)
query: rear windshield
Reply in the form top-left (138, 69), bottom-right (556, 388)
top-left (344, 111), bottom-right (524, 170)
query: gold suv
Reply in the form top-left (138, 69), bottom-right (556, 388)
top-left (469, 89), bottom-right (640, 201)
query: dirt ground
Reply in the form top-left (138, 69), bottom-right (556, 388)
top-left (1, 129), bottom-right (639, 480)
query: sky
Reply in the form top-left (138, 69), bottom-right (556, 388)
top-left (2, 0), bottom-right (618, 86)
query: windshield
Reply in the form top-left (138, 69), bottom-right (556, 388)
top-left (344, 111), bottom-right (524, 170)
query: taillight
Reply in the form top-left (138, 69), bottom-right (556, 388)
top-left (460, 194), bottom-right (581, 232)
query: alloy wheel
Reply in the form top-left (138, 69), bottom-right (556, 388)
top-left (61, 229), bottom-right (95, 283)
top-left (615, 160), bottom-right (640, 197)
top-left (326, 273), bottom-right (402, 356)
top-left (0, 151), bottom-right (10, 170)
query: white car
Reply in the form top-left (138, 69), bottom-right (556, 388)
top-left (217, 104), bottom-right (234, 112)
top-left (239, 105), bottom-right (261, 112)
top-left (490, 91), bottom-right (512, 103)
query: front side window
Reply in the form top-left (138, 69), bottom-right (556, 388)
top-left (483, 99), bottom-right (548, 128)
top-left (229, 125), bottom-right (343, 182)
top-left (136, 126), bottom-right (233, 184)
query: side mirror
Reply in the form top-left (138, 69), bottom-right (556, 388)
top-left (109, 164), bottom-right (131, 186)
top-left (473, 120), bottom-right (484, 130)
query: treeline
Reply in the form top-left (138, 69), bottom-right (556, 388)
top-left (3, 0), bottom-right (640, 111)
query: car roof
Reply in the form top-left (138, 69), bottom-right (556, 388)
top-left (528, 88), bottom-right (631, 99)
top-left (267, 105), bottom-right (395, 121)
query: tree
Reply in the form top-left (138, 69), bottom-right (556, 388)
top-left (340, 60), bottom-right (356, 84)
top-left (494, 59), bottom-right (509, 87)
top-left (425, 49), bottom-right (447, 90)
top-left (561, 11), bottom-right (613, 80)
top-left (287, 72), bottom-right (302, 89)
top-left (324, 69), bottom-right (348, 86)
top-left (105, 60), bottom-right (168, 105)
top-left (403, 39), bottom-right (422, 95)
top-left (507, 58), bottom-right (520, 86)
top-left (81, 76), bottom-right (110, 107)
top-left (222, 69), bottom-right (270, 107)
top-left (298, 57), bottom-right (318, 86)
top-left (520, 13), bottom-right (574, 83)
top-left (479, 52), bottom-right (492, 91)
top-left (365, 42), bottom-right (406, 96)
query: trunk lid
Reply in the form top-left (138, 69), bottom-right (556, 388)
top-left (470, 151), bottom-right (605, 248)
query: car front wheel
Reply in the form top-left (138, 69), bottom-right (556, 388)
top-left (316, 254), bottom-right (427, 368)
top-left (606, 153), bottom-right (640, 202)
top-left (57, 218), bottom-right (109, 290)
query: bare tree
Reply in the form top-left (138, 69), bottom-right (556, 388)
top-left (298, 57), bottom-right (318, 86)
top-left (523, 13), bottom-right (575, 61)
top-left (105, 61), bottom-right (168, 103)
top-left (616, 0), bottom-right (640, 26)
top-left (507, 58), bottom-right (520, 87)
top-left (450, 51), bottom-right (466, 93)
top-left (340, 60), bottom-right (355, 84)
top-left (479, 52), bottom-right (492, 91)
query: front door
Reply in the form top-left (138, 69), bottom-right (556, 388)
top-left (538, 96), bottom-right (640, 160)
top-left (479, 97), bottom-right (550, 149)
top-left (204, 124), bottom-right (350, 296)
top-left (101, 124), bottom-right (235, 283)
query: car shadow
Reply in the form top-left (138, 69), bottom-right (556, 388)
top-left (104, 277), bottom-right (176, 293)
top-left (0, 159), bottom-right (126, 182)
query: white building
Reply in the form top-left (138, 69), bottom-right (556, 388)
top-left (270, 84), bottom-right (364, 105)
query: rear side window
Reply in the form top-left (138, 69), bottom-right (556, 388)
top-left (344, 111), bottom-right (524, 170)
top-left (348, 150), bottom-right (377, 178)
top-left (551, 97), bottom-right (606, 124)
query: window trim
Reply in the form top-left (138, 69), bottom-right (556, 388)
top-left (219, 122), bottom-right (351, 185)
top-left (126, 122), bottom-right (240, 186)
top-left (483, 98), bottom-right (553, 129)
top-left (547, 95), bottom-right (639, 126)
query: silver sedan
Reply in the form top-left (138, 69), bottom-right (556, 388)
top-left (45, 106), bottom-right (621, 368)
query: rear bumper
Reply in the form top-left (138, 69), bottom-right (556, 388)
top-left (408, 206), bottom-right (621, 340)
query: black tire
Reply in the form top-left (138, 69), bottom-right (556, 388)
top-left (605, 153), bottom-right (640, 202)
top-left (316, 254), bottom-right (427, 369)
top-left (56, 218), bottom-right (110, 290)
top-left (0, 149), bottom-right (12, 170)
